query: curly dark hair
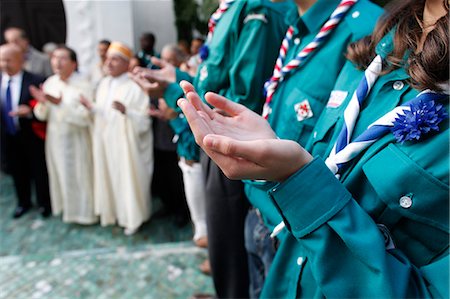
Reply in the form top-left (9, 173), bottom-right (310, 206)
top-left (346, 0), bottom-right (449, 91)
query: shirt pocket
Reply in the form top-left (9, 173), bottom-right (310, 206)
top-left (275, 88), bottom-right (327, 146)
top-left (362, 143), bottom-right (449, 266)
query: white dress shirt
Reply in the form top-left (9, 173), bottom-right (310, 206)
top-left (1, 71), bottom-right (24, 127)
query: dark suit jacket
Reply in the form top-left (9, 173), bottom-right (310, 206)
top-left (0, 71), bottom-right (45, 171)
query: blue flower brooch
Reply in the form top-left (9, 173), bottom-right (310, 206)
top-left (392, 100), bottom-right (448, 143)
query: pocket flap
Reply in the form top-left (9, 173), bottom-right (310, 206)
top-left (363, 144), bottom-right (449, 232)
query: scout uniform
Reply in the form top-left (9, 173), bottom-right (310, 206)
top-left (261, 30), bottom-right (449, 298)
top-left (163, 0), bottom-right (292, 297)
top-left (241, 1), bottom-right (382, 295)
top-left (244, 0), bottom-right (383, 234)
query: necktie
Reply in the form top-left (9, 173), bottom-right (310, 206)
top-left (262, 0), bottom-right (358, 119)
top-left (3, 79), bottom-right (17, 135)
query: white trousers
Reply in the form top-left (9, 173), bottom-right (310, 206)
top-left (178, 158), bottom-right (207, 241)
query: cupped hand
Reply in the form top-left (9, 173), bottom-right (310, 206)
top-left (201, 135), bottom-right (312, 182)
top-left (29, 85), bottom-right (47, 103)
top-left (179, 81), bottom-right (277, 144)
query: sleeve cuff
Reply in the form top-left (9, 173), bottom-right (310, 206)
top-left (175, 68), bottom-right (193, 83)
top-left (268, 157), bottom-right (352, 238)
top-left (164, 83), bottom-right (184, 110)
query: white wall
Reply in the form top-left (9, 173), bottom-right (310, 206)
top-left (63, 0), bottom-right (177, 75)
top-left (132, 0), bottom-right (177, 53)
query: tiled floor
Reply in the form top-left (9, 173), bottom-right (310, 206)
top-left (0, 174), bottom-right (214, 299)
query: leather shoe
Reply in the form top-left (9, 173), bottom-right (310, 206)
top-left (12, 206), bottom-right (31, 219)
top-left (39, 207), bottom-right (51, 218)
top-left (174, 213), bottom-right (189, 227)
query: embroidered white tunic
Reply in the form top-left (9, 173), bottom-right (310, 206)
top-left (93, 74), bottom-right (153, 230)
top-left (34, 73), bottom-right (97, 224)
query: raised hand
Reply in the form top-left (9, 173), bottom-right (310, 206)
top-left (29, 85), bottom-right (47, 103)
top-left (112, 100), bottom-right (126, 114)
top-left (45, 94), bottom-right (62, 105)
top-left (9, 104), bottom-right (32, 118)
top-left (179, 81), bottom-right (277, 144)
top-left (29, 85), bottom-right (61, 105)
top-left (79, 94), bottom-right (93, 111)
top-left (177, 81), bottom-right (312, 182)
top-left (130, 57), bottom-right (176, 98)
top-left (203, 135), bottom-right (311, 182)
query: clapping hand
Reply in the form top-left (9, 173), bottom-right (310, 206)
top-left (29, 85), bottom-right (61, 105)
top-left (130, 57), bottom-right (176, 98)
top-left (29, 85), bottom-right (47, 103)
top-left (79, 95), bottom-right (93, 111)
top-left (112, 100), bottom-right (126, 114)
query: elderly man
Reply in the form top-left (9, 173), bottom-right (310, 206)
top-left (0, 44), bottom-right (51, 218)
top-left (4, 27), bottom-right (52, 78)
top-left (30, 45), bottom-right (96, 224)
top-left (83, 42), bottom-right (153, 235)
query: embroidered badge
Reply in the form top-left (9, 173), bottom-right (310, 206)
top-left (391, 99), bottom-right (448, 143)
top-left (244, 13), bottom-right (268, 24)
top-left (327, 90), bottom-right (348, 108)
top-left (294, 100), bottom-right (313, 122)
top-left (199, 65), bottom-right (208, 82)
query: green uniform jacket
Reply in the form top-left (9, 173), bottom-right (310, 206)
top-left (244, 0), bottom-right (383, 232)
top-left (164, 0), bottom-right (293, 161)
top-left (261, 31), bottom-right (449, 298)
top-left (193, 0), bottom-right (293, 112)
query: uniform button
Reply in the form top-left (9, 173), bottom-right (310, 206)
top-left (272, 188), bottom-right (277, 192)
top-left (294, 38), bottom-right (301, 45)
top-left (313, 131), bottom-right (317, 138)
top-left (393, 81), bottom-right (404, 90)
top-left (352, 11), bottom-right (360, 18)
top-left (381, 42), bottom-right (387, 48)
top-left (297, 257), bottom-right (304, 266)
top-left (399, 195), bottom-right (412, 209)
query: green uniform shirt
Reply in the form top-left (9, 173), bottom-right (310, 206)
top-left (244, 0), bottom-right (383, 231)
top-left (164, 0), bottom-right (293, 161)
top-left (261, 31), bottom-right (449, 299)
top-left (194, 0), bottom-right (293, 112)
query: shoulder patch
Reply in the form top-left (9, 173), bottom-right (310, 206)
top-left (244, 13), bottom-right (268, 24)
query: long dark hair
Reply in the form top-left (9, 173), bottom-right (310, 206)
top-left (346, 0), bottom-right (449, 91)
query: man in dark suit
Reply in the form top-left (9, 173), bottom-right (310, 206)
top-left (0, 43), bottom-right (51, 218)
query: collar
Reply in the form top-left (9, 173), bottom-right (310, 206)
top-left (374, 28), bottom-right (410, 81)
top-left (2, 71), bottom-right (24, 83)
top-left (57, 72), bottom-right (79, 84)
top-left (110, 72), bottom-right (129, 84)
top-left (375, 29), bottom-right (395, 59)
top-left (286, 0), bottom-right (342, 34)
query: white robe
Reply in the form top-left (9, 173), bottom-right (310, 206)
top-left (93, 74), bottom-right (153, 230)
top-left (34, 73), bottom-right (97, 224)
